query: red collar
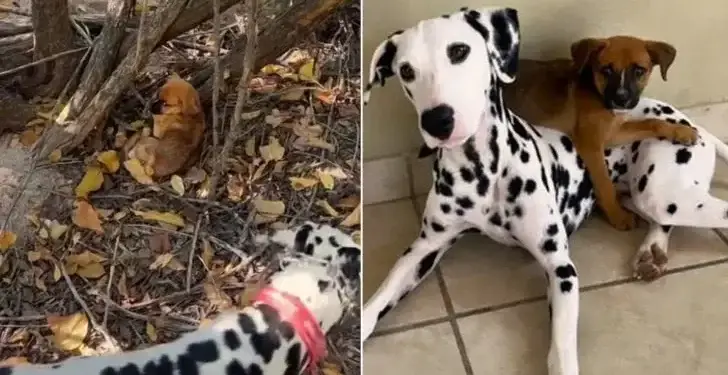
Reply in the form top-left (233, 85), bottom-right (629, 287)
top-left (253, 287), bottom-right (327, 374)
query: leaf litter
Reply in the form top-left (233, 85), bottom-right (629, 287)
top-left (0, 4), bottom-right (360, 374)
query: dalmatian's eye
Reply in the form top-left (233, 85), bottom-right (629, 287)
top-left (600, 65), bottom-right (614, 77)
top-left (399, 63), bottom-right (416, 82)
top-left (633, 66), bottom-right (646, 78)
top-left (447, 43), bottom-right (470, 64)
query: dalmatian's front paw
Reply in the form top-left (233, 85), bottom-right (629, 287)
top-left (670, 125), bottom-right (699, 146)
top-left (633, 243), bottom-right (668, 281)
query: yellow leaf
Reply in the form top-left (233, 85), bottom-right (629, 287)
top-left (201, 239), bottom-right (214, 268)
top-left (97, 150), bottom-right (120, 174)
top-left (340, 203), bottom-right (360, 227)
top-left (280, 87), bottom-right (307, 102)
top-left (132, 210), bottom-right (185, 228)
top-left (123, 158), bottom-right (155, 185)
top-left (244, 138), bottom-right (257, 157)
top-left (170, 175), bottom-right (185, 196)
top-left (67, 250), bottom-right (107, 266)
top-left (298, 60), bottom-right (318, 82)
top-left (48, 221), bottom-right (69, 240)
top-left (304, 137), bottom-right (335, 151)
top-left (0, 231), bottom-right (17, 251)
top-left (75, 166), bottom-right (104, 199)
top-left (146, 322), bottom-right (158, 342)
top-left (72, 200), bottom-right (104, 234)
top-left (316, 200), bottom-right (340, 217)
top-left (76, 263), bottom-right (105, 279)
top-left (289, 176), bottom-right (319, 190)
top-left (46, 313), bottom-right (89, 352)
top-left (149, 253), bottom-right (173, 270)
top-left (316, 169), bottom-right (335, 190)
top-left (321, 361), bottom-right (343, 375)
top-left (27, 251), bottom-right (43, 262)
top-left (259, 137), bottom-right (285, 162)
top-left (252, 198), bottom-right (285, 216)
top-left (49, 149), bottom-right (62, 163)
top-left (260, 64), bottom-right (288, 75)
top-left (53, 264), bottom-right (62, 282)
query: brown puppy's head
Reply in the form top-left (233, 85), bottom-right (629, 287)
top-left (571, 35), bottom-right (676, 110)
top-left (152, 77), bottom-right (203, 117)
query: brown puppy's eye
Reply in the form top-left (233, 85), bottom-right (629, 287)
top-left (399, 63), bottom-right (416, 82)
top-left (600, 66), bottom-right (614, 76)
top-left (634, 67), bottom-right (646, 78)
top-left (447, 43), bottom-right (471, 64)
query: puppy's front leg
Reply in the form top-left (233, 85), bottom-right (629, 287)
top-left (607, 118), bottom-right (698, 146)
top-left (573, 133), bottom-right (636, 230)
top-left (362, 196), bottom-right (463, 341)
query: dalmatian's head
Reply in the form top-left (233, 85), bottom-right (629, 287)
top-left (255, 222), bottom-right (361, 331)
top-left (364, 7), bottom-right (520, 149)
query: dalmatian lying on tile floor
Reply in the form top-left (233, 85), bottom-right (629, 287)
top-left (362, 6), bottom-right (728, 375)
top-left (0, 222), bottom-right (360, 375)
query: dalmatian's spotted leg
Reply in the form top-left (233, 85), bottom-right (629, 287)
top-left (361, 197), bottom-right (463, 341)
top-left (516, 213), bottom-right (579, 375)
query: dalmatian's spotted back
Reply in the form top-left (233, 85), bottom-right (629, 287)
top-left (362, 6), bottom-right (728, 375)
top-left (0, 222), bottom-right (360, 375)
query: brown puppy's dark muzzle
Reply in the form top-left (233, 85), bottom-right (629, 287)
top-left (150, 99), bottom-right (164, 114)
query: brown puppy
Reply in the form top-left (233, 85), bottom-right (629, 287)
top-left (130, 77), bottom-right (206, 179)
top-left (502, 35), bottom-right (698, 231)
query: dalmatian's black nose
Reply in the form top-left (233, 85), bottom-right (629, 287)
top-left (421, 104), bottom-right (454, 140)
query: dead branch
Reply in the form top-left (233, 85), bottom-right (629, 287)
top-left (33, 0), bottom-right (190, 161)
top-left (67, 0), bottom-right (135, 118)
top-left (193, 0), bottom-right (347, 103)
top-left (209, 0), bottom-right (259, 201)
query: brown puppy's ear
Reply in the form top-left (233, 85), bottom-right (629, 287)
top-left (645, 41), bottom-right (676, 81)
top-left (570, 38), bottom-right (607, 74)
top-left (183, 89), bottom-right (202, 116)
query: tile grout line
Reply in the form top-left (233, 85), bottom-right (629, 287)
top-left (435, 267), bottom-right (474, 375)
top-left (371, 255), bottom-right (728, 338)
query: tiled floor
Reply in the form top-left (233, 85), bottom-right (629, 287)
top-left (363, 165), bottom-right (728, 375)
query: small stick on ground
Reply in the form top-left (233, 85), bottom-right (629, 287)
top-left (186, 216), bottom-right (203, 292)
top-left (0, 46), bottom-right (87, 79)
top-left (59, 262), bottom-right (121, 353)
top-left (208, 0), bottom-right (259, 200)
top-left (103, 234), bottom-right (121, 328)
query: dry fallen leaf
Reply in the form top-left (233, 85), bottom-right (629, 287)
top-left (149, 253), bottom-right (174, 270)
top-left (259, 136), bottom-right (285, 162)
top-left (72, 200), bottom-right (104, 234)
top-left (19, 129), bottom-right (39, 147)
top-left (146, 322), bottom-right (158, 342)
top-left (53, 264), bottom-right (62, 282)
top-left (27, 251), bottom-right (43, 262)
top-left (280, 87), bottom-right (307, 102)
top-left (204, 281), bottom-right (233, 309)
top-left (97, 150), bottom-right (120, 174)
top-left (0, 231), bottom-right (17, 251)
top-left (201, 239), bottom-right (214, 268)
top-left (338, 195), bottom-right (360, 208)
top-left (47, 220), bottom-right (69, 240)
top-left (48, 149), bottom-right (62, 163)
top-left (304, 137), bottom-right (335, 151)
top-left (75, 262), bottom-right (105, 279)
top-left (148, 232), bottom-right (172, 254)
top-left (241, 110), bottom-right (262, 121)
top-left (124, 158), bottom-right (155, 185)
top-left (321, 361), bottom-right (343, 375)
top-left (75, 166), bottom-right (104, 199)
top-left (245, 138), bottom-right (257, 157)
top-left (132, 210), bottom-right (185, 228)
top-left (297, 59), bottom-right (318, 82)
top-left (46, 312), bottom-right (89, 352)
top-left (185, 167), bottom-right (207, 184)
top-left (253, 198), bottom-right (286, 216)
top-left (170, 175), bottom-right (185, 196)
top-left (316, 200), bottom-right (340, 217)
top-left (166, 256), bottom-right (185, 271)
top-left (226, 174), bottom-right (247, 202)
top-left (289, 176), bottom-right (319, 190)
top-left (316, 169), bottom-right (335, 190)
top-left (340, 203), bottom-right (361, 227)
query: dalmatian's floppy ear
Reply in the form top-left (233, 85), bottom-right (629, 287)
top-left (464, 7), bottom-right (520, 83)
top-left (363, 30), bottom-right (403, 105)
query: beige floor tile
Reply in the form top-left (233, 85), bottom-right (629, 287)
top-left (363, 323), bottom-right (466, 375)
top-left (363, 199), bottom-right (448, 329)
top-left (458, 262), bottom-right (728, 375)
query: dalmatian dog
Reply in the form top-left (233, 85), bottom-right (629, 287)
top-left (362, 6), bottom-right (728, 375)
top-left (0, 222), bottom-right (360, 375)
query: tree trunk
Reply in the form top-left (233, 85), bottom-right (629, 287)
top-left (33, 0), bottom-right (190, 161)
top-left (192, 0), bottom-right (346, 103)
top-left (67, 0), bottom-right (135, 118)
top-left (24, 0), bottom-right (80, 97)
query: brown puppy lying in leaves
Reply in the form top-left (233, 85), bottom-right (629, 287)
top-left (128, 77), bottom-right (206, 179)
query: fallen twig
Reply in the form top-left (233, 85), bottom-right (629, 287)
top-left (186, 216), bottom-right (203, 292)
top-left (0, 46), bottom-right (87, 79)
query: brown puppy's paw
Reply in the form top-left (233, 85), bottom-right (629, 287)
top-left (633, 244), bottom-right (668, 281)
top-left (670, 126), bottom-right (698, 145)
top-left (606, 207), bottom-right (637, 231)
